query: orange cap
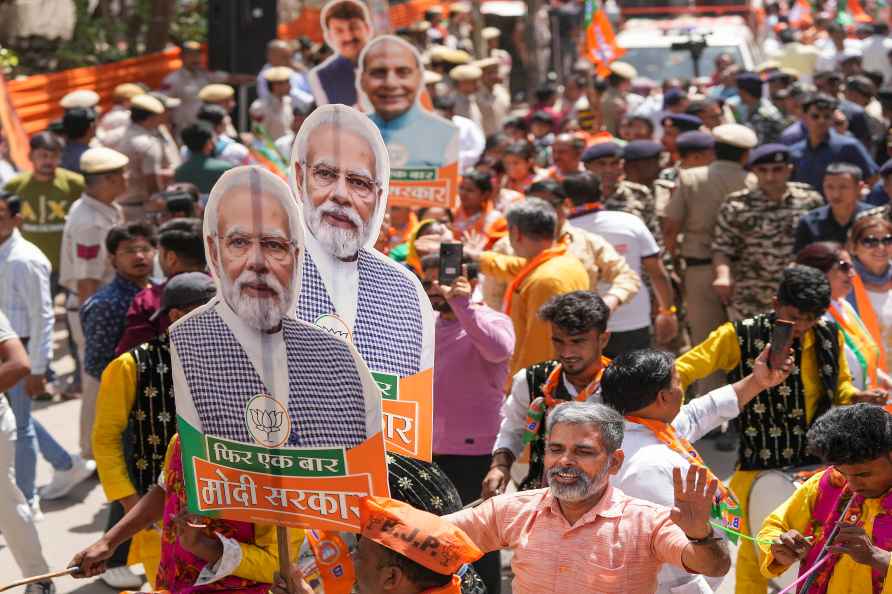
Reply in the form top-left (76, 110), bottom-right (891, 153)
top-left (359, 496), bottom-right (482, 575)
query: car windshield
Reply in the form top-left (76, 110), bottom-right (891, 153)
top-left (620, 45), bottom-right (744, 80)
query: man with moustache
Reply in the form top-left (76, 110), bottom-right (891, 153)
top-left (359, 35), bottom-right (459, 169)
top-left (447, 402), bottom-right (732, 594)
top-left (169, 166), bottom-right (382, 448)
top-left (289, 105), bottom-right (434, 380)
top-left (309, 0), bottom-right (373, 106)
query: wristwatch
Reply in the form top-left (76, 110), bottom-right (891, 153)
top-left (686, 533), bottom-right (721, 545)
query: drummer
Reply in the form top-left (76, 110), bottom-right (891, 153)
top-left (675, 265), bottom-right (888, 594)
top-left (757, 403), bottom-right (892, 592)
top-left (602, 345), bottom-right (793, 593)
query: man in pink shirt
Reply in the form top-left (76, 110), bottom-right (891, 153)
top-left (421, 254), bottom-right (515, 594)
top-left (446, 402), bottom-right (731, 594)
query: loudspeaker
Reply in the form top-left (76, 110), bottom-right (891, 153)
top-left (208, 0), bottom-right (278, 75)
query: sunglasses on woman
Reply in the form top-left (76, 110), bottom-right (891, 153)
top-left (858, 235), bottom-right (892, 248)
top-left (835, 260), bottom-right (854, 273)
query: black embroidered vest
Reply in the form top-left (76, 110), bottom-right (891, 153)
top-left (519, 360), bottom-right (562, 490)
top-left (728, 313), bottom-right (840, 470)
top-left (126, 334), bottom-right (176, 495)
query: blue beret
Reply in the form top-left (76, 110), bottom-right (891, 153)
top-left (623, 140), bottom-right (663, 161)
top-left (880, 159), bottom-right (892, 177)
top-left (663, 88), bottom-right (687, 109)
top-left (581, 141), bottom-right (622, 162)
top-left (736, 71), bottom-right (764, 96)
top-left (676, 131), bottom-right (714, 151)
top-left (747, 143), bottom-right (791, 167)
top-left (663, 113), bottom-right (703, 132)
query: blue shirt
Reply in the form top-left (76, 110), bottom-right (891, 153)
top-left (780, 121), bottom-right (806, 146)
top-left (793, 201), bottom-right (879, 253)
top-left (866, 181), bottom-right (890, 206)
top-left (80, 274), bottom-right (147, 379)
top-left (369, 105), bottom-right (459, 169)
top-left (310, 55), bottom-right (358, 106)
top-left (791, 130), bottom-right (878, 192)
top-left (60, 141), bottom-right (89, 174)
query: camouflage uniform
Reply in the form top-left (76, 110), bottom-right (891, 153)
top-left (740, 100), bottom-right (786, 145)
top-left (604, 180), bottom-right (662, 244)
top-left (712, 182), bottom-right (824, 320)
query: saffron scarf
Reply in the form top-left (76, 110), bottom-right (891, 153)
top-left (523, 357), bottom-right (611, 445)
top-left (624, 416), bottom-right (742, 542)
top-left (847, 273), bottom-right (888, 373)
top-left (828, 298), bottom-right (884, 387)
top-left (502, 242), bottom-right (568, 315)
top-left (567, 201), bottom-right (604, 220)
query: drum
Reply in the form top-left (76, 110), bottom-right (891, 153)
top-left (748, 466), bottom-right (823, 591)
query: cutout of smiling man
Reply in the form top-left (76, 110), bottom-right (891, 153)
top-left (359, 35), bottom-right (459, 169)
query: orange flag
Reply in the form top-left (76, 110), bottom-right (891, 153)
top-left (582, 0), bottom-right (626, 77)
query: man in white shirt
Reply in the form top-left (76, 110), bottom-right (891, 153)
top-left (483, 291), bottom-right (611, 497)
top-left (257, 39), bottom-right (314, 108)
top-left (0, 192), bottom-right (93, 516)
top-left (59, 147), bottom-right (126, 458)
top-left (0, 310), bottom-right (57, 594)
top-left (600, 347), bottom-right (792, 594)
top-left (433, 94), bottom-right (485, 172)
top-left (861, 22), bottom-right (892, 85)
top-left (288, 105), bottom-right (434, 380)
top-left (170, 165), bottom-right (382, 448)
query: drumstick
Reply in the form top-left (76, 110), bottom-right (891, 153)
top-left (462, 497), bottom-right (483, 510)
top-left (800, 495), bottom-right (856, 594)
top-left (0, 567), bottom-right (79, 592)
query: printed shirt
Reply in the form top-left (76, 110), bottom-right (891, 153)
top-left (4, 168), bottom-right (85, 272)
top-left (675, 321), bottom-right (858, 424)
top-left (757, 470), bottom-right (892, 594)
top-left (445, 486), bottom-right (692, 594)
top-left (80, 274), bottom-right (147, 379)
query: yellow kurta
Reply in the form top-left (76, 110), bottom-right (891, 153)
top-left (480, 250), bottom-right (589, 376)
top-left (757, 470), bottom-right (892, 593)
top-left (675, 320), bottom-right (859, 594)
top-left (93, 354), bottom-right (303, 585)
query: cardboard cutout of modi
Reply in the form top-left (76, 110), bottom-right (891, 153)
top-left (358, 35), bottom-right (460, 209)
top-left (169, 165), bottom-right (389, 531)
top-left (289, 105), bottom-right (436, 461)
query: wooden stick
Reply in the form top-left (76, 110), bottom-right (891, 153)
top-left (277, 525), bottom-right (291, 581)
top-left (0, 567), bottom-right (79, 592)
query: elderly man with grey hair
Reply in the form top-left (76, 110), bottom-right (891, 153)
top-left (358, 35), bottom-right (459, 169)
top-left (289, 104), bottom-right (434, 381)
top-left (473, 197), bottom-right (589, 375)
top-left (169, 165), bottom-right (383, 449)
top-left (446, 401), bottom-right (732, 594)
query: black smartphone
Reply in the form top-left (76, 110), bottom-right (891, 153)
top-left (769, 320), bottom-right (795, 369)
top-left (438, 242), bottom-right (463, 286)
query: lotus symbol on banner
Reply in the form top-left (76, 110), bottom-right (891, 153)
top-left (244, 394), bottom-right (291, 447)
top-left (251, 408), bottom-right (284, 441)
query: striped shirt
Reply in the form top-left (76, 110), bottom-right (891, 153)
top-left (0, 229), bottom-right (54, 374)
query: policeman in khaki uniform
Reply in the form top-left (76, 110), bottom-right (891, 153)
top-left (198, 83), bottom-right (238, 138)
top-left (59, 147), bottom-right (126, 456)
top-left (581, 141), bottom-right (661, 242)
top-left (60, 90), bottom-right (100, 113)
top-left (654, 131), bottom-right (715, 219)
top-left (600, 61), bottom-right (636, 136)
top-left (664, 123), bottom-right (757, 389)
top-left (249, 66), bottom-right (294, 143)
top-left (116, 94), bottom-right (168, 222)
top-left (712, 144), bottom-right (824, 321)
top-left (159, 41), bottom-right (229, 133)
top-left (450, 63), bottom-right (484, 130)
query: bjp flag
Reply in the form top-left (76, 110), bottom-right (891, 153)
top-left (582, 0), bottom-right (626, 77)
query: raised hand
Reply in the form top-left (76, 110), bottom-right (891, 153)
top-left (671, 466), bottom-right (718, 540)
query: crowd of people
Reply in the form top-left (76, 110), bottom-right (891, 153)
top-left (5, 1), bottom-right (892, 593)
